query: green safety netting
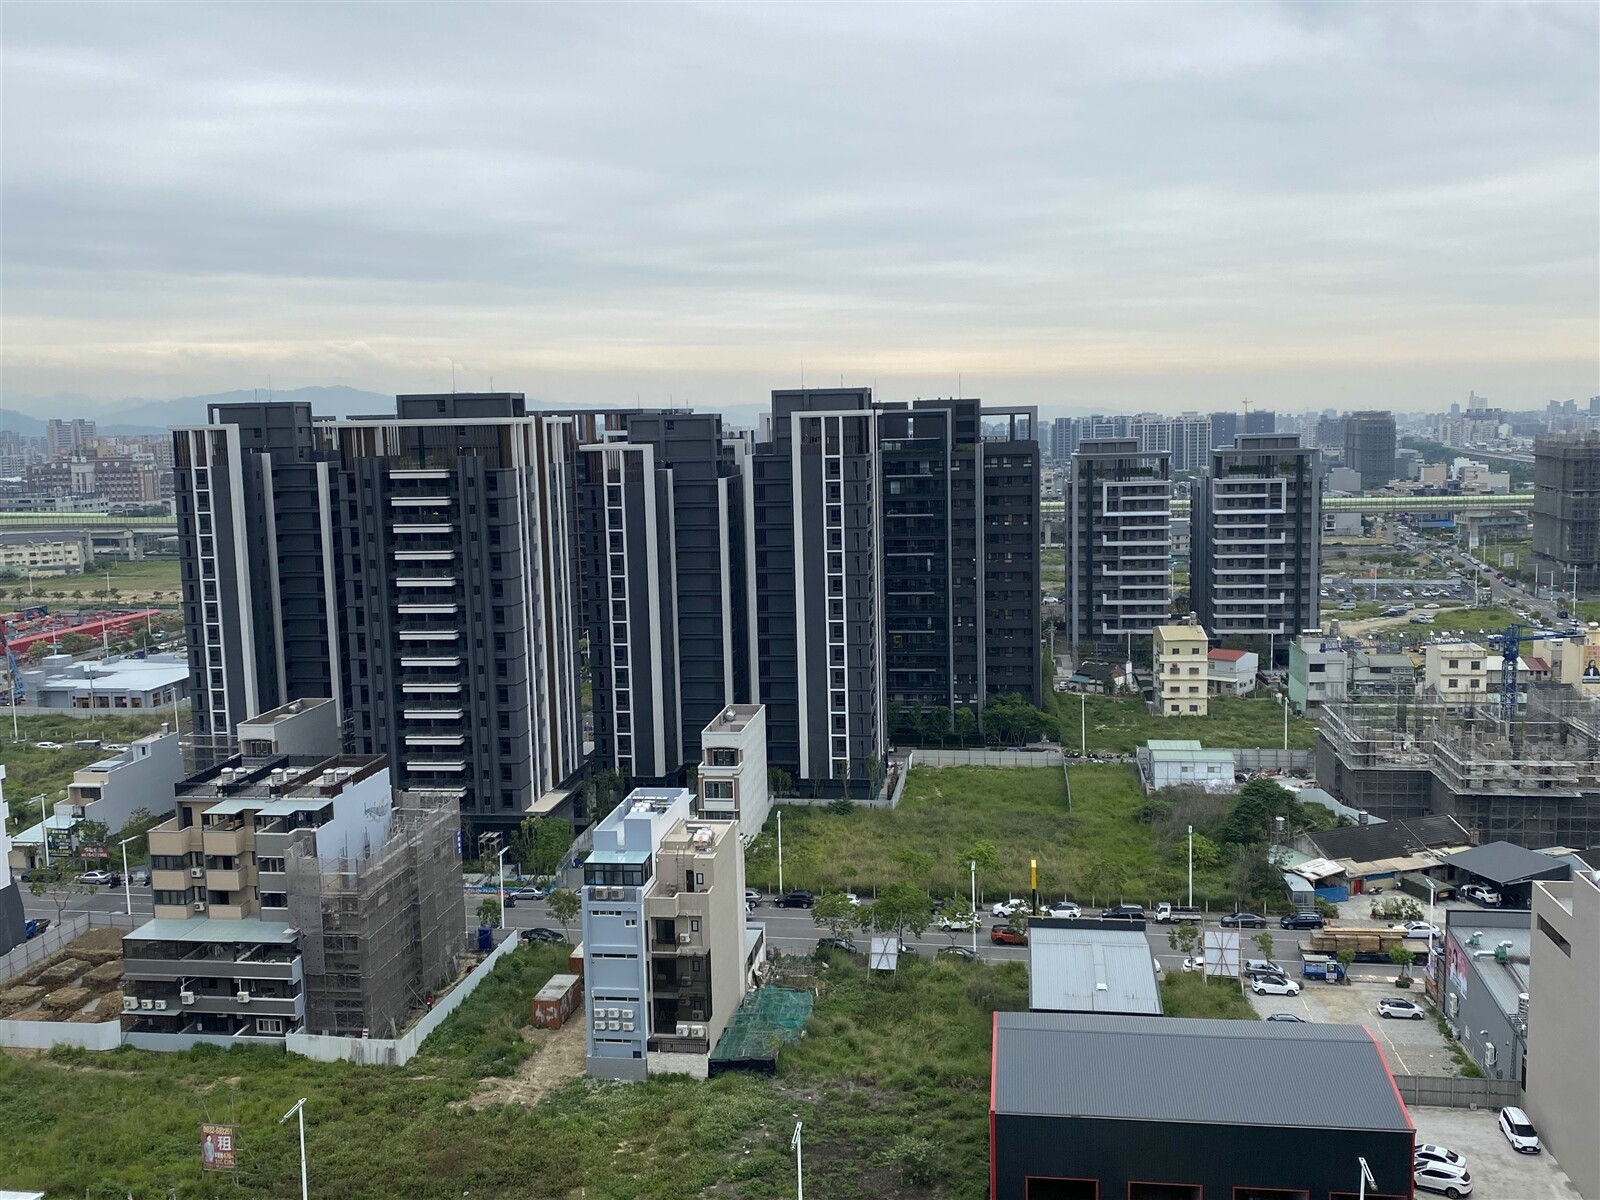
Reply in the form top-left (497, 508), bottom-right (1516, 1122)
top-left (707, 987), bottom-right (814, 1075)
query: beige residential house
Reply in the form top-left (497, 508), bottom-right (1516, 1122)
top-left (1155, 622), bottom-right (1210, 716)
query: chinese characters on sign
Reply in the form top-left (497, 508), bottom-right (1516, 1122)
top-left (200, 1123), bottom-right (237, 1171)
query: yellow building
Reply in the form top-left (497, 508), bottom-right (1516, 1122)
top-left (1155, 622), bottom-right (1211, 716)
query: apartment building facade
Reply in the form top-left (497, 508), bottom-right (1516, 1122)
top-left (1192, 434), bottom-right (1321, 662)
top-left (696, 704), bottom-right (770, 842)
top-left (580, 788), bottom-right (747, 1080)
top-left (1531, 431), bottom-right (1600, 591)
top-left (1424, 643), bottom-right (1489, 708)
top-left (575, 410), bottom-right (752, 784)
top-left (1155, 622), bottom-right (1210, 716)
top-left (1066, 439), bottom-right (1172, 646)
top-left (1343, 411), bottom-right (1397, 490)
top-left (752, 389), bottom-right (884, 796)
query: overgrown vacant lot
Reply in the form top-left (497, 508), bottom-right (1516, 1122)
top-left (1059, 693), bottom-right (1317, 755)
top-left (0, 942), bottom-right (1026, 1200)
top-left (746, 765), bottom-right (1234, 905)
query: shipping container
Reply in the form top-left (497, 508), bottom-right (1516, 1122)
top-left (567, 942), bottom-right (585, 977)
top-left (532, 973), bottom-right (583, 1029)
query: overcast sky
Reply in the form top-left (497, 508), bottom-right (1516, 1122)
top-left (2, 2), bottom-right (1596, 416)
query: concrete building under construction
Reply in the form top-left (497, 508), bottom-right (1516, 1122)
top-left (1316, 684), bottom-right (1600, 849)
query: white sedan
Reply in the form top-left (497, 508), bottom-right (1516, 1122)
top-left (1180, 955), bottom-right (1205, 973)
top-left (990, 899), bottom-right (1026, 918)
top-left (1250, 976), bottom-right (1302, 997)
top-left (1392, 922), bottom-right (1443, 939)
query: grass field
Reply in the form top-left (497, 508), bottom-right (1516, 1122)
top-left (747, 764), bottom-right (1234, 906)
top-left (1575, 601), bottom-right (1600, 624)
top-left (1055, 693), bottom-right (1317, 755)
top-left (0, 557), bottom-right (182, 605)
top-left (1159, 972), bottom-right (1258, 1020)
top-left (0, 940), bottom-right (1019, 1199)
top-left (1415, 605), bottom-right (1518, 637)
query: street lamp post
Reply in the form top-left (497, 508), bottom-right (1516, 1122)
top-left (776, 809), bottom-right (784, 895)
top-left (970, 858), bottom-right (978, 955)
top-left (1357, 1156), bottom-right (1376, 1200)
top-left (1187, 825), bottom-right (1193, 908)
top-left (496, 845), bottom-right (510, 930)
top-left (791, 1121), bottom-right (804, 1200)
top-left (279, 1097), bottom-right (310, 1200)
top-left (1079, 692), bottom-right (1086, 757)
top-left (118, 835), bottom-right (136, 916)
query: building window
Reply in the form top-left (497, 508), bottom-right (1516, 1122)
top-left (690, 919), bottom-right (700, 932)
top-left (703, 781), bottom-right (733, 800)
top-left (256, 1018), bottom-right (284, 1035)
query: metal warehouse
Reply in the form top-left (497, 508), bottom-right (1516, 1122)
top-left (989, 1012), bottom-right (1416, 1200)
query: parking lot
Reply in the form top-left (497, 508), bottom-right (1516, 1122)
top-left (1410, 1107), bottom-right (1580, 1200)
top-left (1246, 979), bottom-right (1461, 1075)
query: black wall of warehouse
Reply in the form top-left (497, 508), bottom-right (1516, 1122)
top-left (992, 1112), bottom-right (1416, 1200)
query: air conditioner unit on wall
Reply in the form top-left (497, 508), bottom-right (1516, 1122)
top-left (678, 934), bottom-right (692, 945)
top-left (190, 867), bottom-right (204, 878)
top-left (122, 996), bottom-right (139, 1012)
top-left (153, 999), bottom-right (168, 1011)
top-left (193, 901), bottom-right (207, 912)
top-left (139, 999), bottom-right (153, 1010)
top-left (179, 991), bottom-right (195, 1005)
top-left (236, 991), bottom-right (251, 1004)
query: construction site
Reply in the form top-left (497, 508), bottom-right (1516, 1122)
top-left (282, 790), bottom-right (462, 1040)
top-left (1317, 683), bottom-right (1600, 849)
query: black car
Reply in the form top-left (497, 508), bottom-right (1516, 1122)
top-left (937, 946), bottom-right (978, 963)
top-left (815, 937), bottom-right (858, 954)
top-left (520, 927), bottom-right (566, 944)
top-left (1100, 904), bottom-right (1145, 920)
top-left (775, 890), bottom-right (816, 909)
top-left (1266, 1012), bottom-right (1308, 1023)
top-left (1221, 911), bottom-right (1267, 929)
top-left (1280, 912), bottom-right (1324, 930)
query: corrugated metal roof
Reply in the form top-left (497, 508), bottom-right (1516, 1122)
top-left (123, 917), bottom-right (297, 945)
top-left (1444, 841), bottom-right (1569, 886)
top-left (993, 1012), bottom-right (1412, 1132)
top-left (252, 796), bottom-right (334, 818)
top-left (1027, 924), bottom-right (1162, 1015)
top-left (200, 797), bottom-right (262, 817)
top-left (1146, 739), bottom-right (1203, 750)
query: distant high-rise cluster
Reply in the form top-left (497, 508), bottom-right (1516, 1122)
top-left (173, 388), bottom-right (1040, 837)
top-left (1048, 410), bottom-right (1275, 473)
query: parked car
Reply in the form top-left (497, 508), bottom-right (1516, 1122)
top-left (842, 892), bottom-right (862, 907)
top-left (1180, 955), bottom-right (1205, 973)
top-left (816, 937), bottom-right (858, 954)
top-left (1498, 1106), bottom-right (1541, 1154)
top-left (1153, 903), bottom-right (1202, 924)
top-left (1266, 1013), bottom-right (1308, 1023)
top-left (520, 927), bottom-right (565, 943)
top-left (1250, 976), bottom-right (1301, 996)
top-left (1243, 958), bottom-right (1281, 980)
top-left (989, 926), bottom-right (1028, 946)
top-left (1393, 921), bottom-right (1442, 939)
top-left (1414, 1162), bottom-right (1472, 1197)
top-left (990, 899), bottom-right (1027, 918)
top-left (1377, 996), bottom-right (1426, 1020)
top-left (34, 741), bottom-right (64, 750)
top-left (79, 870), bottom-right (116, 886)
top-left (775, 890), bottom-right (816, 909)
top-left (1048, 901), bottom-right (1082, 919)
top-left (937, 946), bottom-right (978, 963)
top-left (1413, 1145), bottom-right (1467, 1171)
top-left (23, 917), bottom-right (50, 939)
top-left (938, 914), bottom-right (978, 932)
top-left (513, 886), bottom-right (546, 900)
top-left (1099, 904), bottom-right (1145, 921)
top-left (1221, 911), bottom-right (1267, 929)
top-left (743, 888), bottom-right (761, 906)
top-left (1460, 884), bottom-right (1502, 907)
top-left (1279, 911), bottom-right (1324, 930)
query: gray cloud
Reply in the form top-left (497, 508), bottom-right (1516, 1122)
top-left (1, 1), bottom-right (1595, 413)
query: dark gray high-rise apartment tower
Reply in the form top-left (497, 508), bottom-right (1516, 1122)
top-left (1210, 411), bottom-right (1238, 451)
top-left (1211, 411), bottom-right (1277, 449)
top-left (753, 388), bottom-right (884, 796)
top-left (1193, 434), bottom-right (1320, 662)
top-left (322, 394), bottom-right (585, 837)
top-left (1066, 439), bottom-right (1172, 645)
top-left (575, 410), bottom-right (752, 783)
top-left (1169, 413), bottom-right (1212, 472)
top-left (172, 402), bottom-right (342, 756)
top-left (1343, 411), bottom-right (1397, 490)
top-left (878, 399), bottom-right (1040, 726)
top-left (1531, 431), bottom-right (1600, 591)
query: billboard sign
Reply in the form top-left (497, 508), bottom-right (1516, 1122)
top-left (45, 826), bottom-right (74, 855)
top-left (79, 845), bottom-right (108, 859)
top-left (1203, 930), bottom-right (1241, 978)
top-left (200, 1123), bottom-right (237, 1171)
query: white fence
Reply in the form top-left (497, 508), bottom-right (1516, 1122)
top-left (0, 911), bottom-right (138, 985)
top-left (0, 1017), bottom-right (122, 1051)
top-left (912, 748), bottom-right (1064, 768)
top-left (286, 932), bottom-right (521, 1067)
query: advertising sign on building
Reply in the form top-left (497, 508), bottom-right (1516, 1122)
top-left (46, 826), bottom-right (74, 855)
top-left (200, 1123), bottom-right (237, 1171)
top-left (78, 844), bottom-right (108, 859)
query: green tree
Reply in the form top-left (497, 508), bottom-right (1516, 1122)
top-left (812, 892), bottom-right (860, 942)
top-left (1189, 831), bottom-right (1221, 870)
top-left (920, 706), bottom-right (950, 746)
top-left (547, 887), bottom-right (581, 937)
top-left (938, 897), bottom-right (976, 947)
top-left (512, 816), bottom-right (571, 879)
top-left (1335, 947), bottom-right (1358, 984)
top-left (475, 898), bottom-right (501, 927)
top-left (116, 808), bottom-right (162, 864)
top-left (1251, 931), bottom-right (1275, 962)
top-left (767, 767), bottom-right (793, 799)
top-left (952, 705), bottom-right (978, 745)
top-left (1005, 908), bottom-right (1031, 937)
top-left (962, 838), bottom-right (1002, 903)
top-left (1232, 843), bottom-right (1281, 909)
top-left (1388, 944), bottom-right (1417, 981)
top-left (74, 819), bottom-right (112, 854)
top-left (864, 881), bottom-right (933, 945)
top-left (1168, 922), bottom-right (1202, 959)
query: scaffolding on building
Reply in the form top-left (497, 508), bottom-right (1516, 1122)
top-left (286, 790), bottom-right (461, 1039)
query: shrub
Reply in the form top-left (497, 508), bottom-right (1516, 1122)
top-left (885, 1135), bottom-right (941, 1186)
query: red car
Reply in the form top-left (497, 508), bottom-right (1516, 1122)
top-left (990, 926), bottom-right (1028, 946)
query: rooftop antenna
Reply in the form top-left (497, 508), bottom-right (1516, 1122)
top-left (450, 359), bottom-right (456, 394)
top-left (1241, 396), bottom-right (1251, 416)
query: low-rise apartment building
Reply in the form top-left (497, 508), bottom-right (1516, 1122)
top-left (1525, 869), bottom-right (1600, 1200)
top-left (1154, 621), bottom-right (1210, 716)
top-left (696, 704), bottom-right (769, 842)
top-left (64, 729), bottom-right (183, 831)
top-left (1424, 643), bottom-right (1489, 708)
top-left (126, 699), bottom-right (458, 1045)
top-left (1287, 634), bottom-right (1349, 713)
top-left (581, 787), bottom-right (748, 1081)
top-left (1206, 647), bottom-right (1257, 696)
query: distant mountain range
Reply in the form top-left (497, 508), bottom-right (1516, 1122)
top-left (0, 386), bottom-right (392, 435)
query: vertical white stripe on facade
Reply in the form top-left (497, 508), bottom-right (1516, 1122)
top-left (316, 461), bottom-right (343, 729)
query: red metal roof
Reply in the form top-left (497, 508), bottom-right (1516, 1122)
top-left (1208, 648), bottom-right (1247, 661)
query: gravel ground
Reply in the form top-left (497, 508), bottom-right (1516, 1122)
top-left (1246, 979), bottom-right (1461, 1075)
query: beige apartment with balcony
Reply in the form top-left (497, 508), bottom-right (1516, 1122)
top-left (1423, 643), bottom-right (1489, 709)
top-left (1155, 622), bottom-right (1210, 716)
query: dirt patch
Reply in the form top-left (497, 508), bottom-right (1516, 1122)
top-left (83, 961), bottom-right (123, 987)
top-left (0, 985), bottom-right (46, 1017)
top-left (34, 958), bottom-right (90, 988)
top-left (456, 1019), bottom-right (587, 1109)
